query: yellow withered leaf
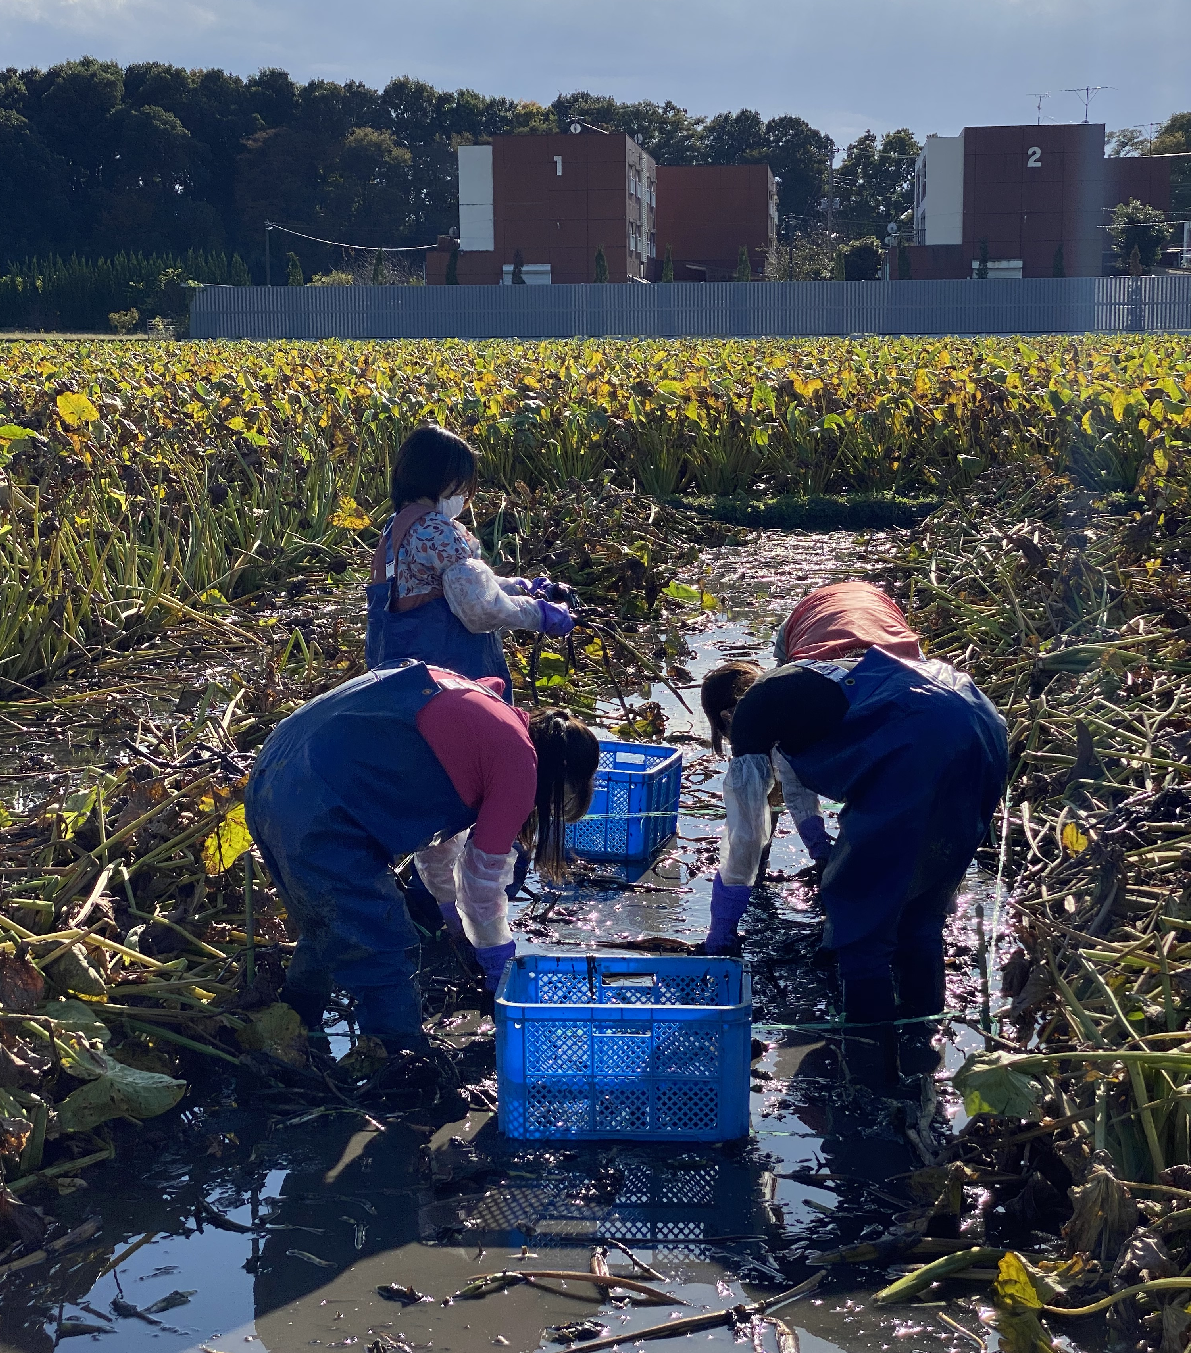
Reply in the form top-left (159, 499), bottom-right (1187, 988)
top-left (56, 392), bottom-right (100, 427)
top-left (201, 803), bottom-right (253, 875)
top-left (329, 494), bottom-right (370, 530)
top-left (1061, 822), bottom-right (1089, 854)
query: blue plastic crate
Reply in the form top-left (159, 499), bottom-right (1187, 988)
top-left (495, 953), bottom-right (752, 1142)
top-left (564, 739), bottom-right (682, 862)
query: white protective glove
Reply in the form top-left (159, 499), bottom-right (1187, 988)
top-left (413, 830), bottom-right (469, 934)
top-left (719, 753), bottom-right (775, 887)
top-left (455, 840), bottom-right (517, 949)
top-left (771, 748), bottom-right (821, 829)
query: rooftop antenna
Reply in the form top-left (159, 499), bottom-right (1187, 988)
top-left (1063, 85), bottom-right (1113, 123)
top-left (1030, 92), bottom-right (1050, 124)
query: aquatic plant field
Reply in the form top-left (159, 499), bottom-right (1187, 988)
top-left (1, 334), bottom-right (1191, 1351)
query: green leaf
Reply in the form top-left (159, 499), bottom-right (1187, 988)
top-left (994, 1308), bottom-right (1056, 1353)
top-left (55, 1055), bottom-right (186, 1132)
top-left (663, 581), bottom-right (701, 603)
top-left (952, 1050), bottom-right (1043, 1120)
top-left (0, 424), bottom-right (33, 441)
top-left (57, 788), bottom-right (97, 841)
top-left (44, 998), bottom-right (110, 1045)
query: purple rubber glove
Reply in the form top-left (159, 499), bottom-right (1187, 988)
top-left (705, 872), bottom-right (752, 954)
top-left (475, 940), bottom-right (516, 992)
top-left (439, 899), bottom-right (465, 937)
top-left (504, 577), bottom-right (535, 595)
top-left (528, 575), bottom-right (552, 595)
top-left (797, 815), bottom-right (831, 865)
top-left (537, 599), bottom-right (576, 637)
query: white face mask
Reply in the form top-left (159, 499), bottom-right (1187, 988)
top-left (437, 493), bottom-right (465, 520)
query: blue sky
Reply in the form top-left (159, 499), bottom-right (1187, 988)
top-left (0, 0), bottom-right (1184, 149)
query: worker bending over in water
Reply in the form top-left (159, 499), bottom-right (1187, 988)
top-left (244, 660), bottom-right (599, 1057)
top-left (366, 424), bottom-right (577, 690)
top-left (700, 581), bottom-right (1007, 1075)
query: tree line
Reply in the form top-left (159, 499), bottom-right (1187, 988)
top-left (0, 57), bottom-right (923, 287)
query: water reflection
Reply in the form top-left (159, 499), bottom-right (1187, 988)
top-left (0, 531), bottom-right (1021, 1353)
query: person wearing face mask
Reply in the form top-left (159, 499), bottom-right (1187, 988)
top-left (366, 424), bottom-right (577, 695)
top-left (244, 661), bottom-right (600, 1065)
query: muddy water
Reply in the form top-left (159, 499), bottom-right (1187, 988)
top-left (1, 532), bottom-right (1023, 1353)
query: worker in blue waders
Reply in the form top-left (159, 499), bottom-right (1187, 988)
top-left (365, 424), bottom-right (578, 927)
top-left (365, 424), bottom-right (577, 685)
top-left (699, 582), bottom-right (1008, 1086)
top-left (244, 660), bottom-right (599, 1072)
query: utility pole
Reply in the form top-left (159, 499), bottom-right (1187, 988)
top-left (265, 222), bottom-right (272, 286)
top-left (826, 140), bottom-right (836, 237)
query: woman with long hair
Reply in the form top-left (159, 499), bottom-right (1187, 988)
top-left (244, 659), bottom-right (599, 1055)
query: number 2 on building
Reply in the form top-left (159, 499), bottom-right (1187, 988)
top-left (1027, 146), bottom-right (1042, 168)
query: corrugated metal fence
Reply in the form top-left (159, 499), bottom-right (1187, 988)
top-left (190, 274), bottom-right (1191, 341)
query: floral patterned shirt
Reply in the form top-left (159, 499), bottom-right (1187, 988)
top-left (395, 512), bottom-right (481, 599)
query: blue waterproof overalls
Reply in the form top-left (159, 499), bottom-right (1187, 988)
top-left (243, 661), bottom-right (481, 1043)
top-left (783, 648), bottom-right (1008, 1023)
top-left (365, 505), bottom-right (513, 700)
top-left (364, 505), bottom-right (526, 916)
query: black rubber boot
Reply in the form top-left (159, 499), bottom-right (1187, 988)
top-left (893, 948), bottom-right (946, 1078)
top-left (893, 949), bottom-right (946, 1021)
top-left (283, 984), bottom-right (328, 1031)
top-left (841, 977), bottom-right (900, 1092)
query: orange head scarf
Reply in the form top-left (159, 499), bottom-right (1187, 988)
top-left (780, 581), bottom-right (921, 663)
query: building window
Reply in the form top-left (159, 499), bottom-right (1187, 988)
top-left (554, 155), bottom-right (562, 176)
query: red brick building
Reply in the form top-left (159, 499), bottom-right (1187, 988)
top-left (427, 129), bottom-right (656, 285)
top-left (653, 165), bottom-right (777, 281)
top-left (904, 123), bottom-right (1172, 279)
top-left (427, 133), bottom-right (776, 285)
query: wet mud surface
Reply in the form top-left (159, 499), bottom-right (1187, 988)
top-left (0, 532), bottom-right (1065, 1353)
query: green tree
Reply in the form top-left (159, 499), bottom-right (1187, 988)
top-left (735, 245), bottom-right (752, 282)
top-left (511, 248), bottom-right (525, 284)
top-left (594, 244), bottom-right (608, 283)
top-left (976, 239), bottom-right (989, 279)
top-left (445, 244), bottom-right (459, 284)
top-left (1108, 199), bottom-right (1168, 272)
top-left (836, 236), bottom-right (883, 281)
top-left (1052, 243), bottom-right (1065, 277)
top-left (1152, 112), bottom-right (1191, 155)
top-left (286, 251), bottom-right (303, 285)
top-left (371, 249), bottom-right (386, 284)
top-left (1106, 127), bottom-right (1150, 157)
top-left (230, 253), bottom-right (250, 285)
top-left (1152, 113), bottom-right (1191, 216)
top-left (661, 243), bottom-right (674, 282)
top-left (834, 128), bottom-right (921, 239)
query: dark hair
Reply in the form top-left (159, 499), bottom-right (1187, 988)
top-left (701, 660), bottom-right (762, 756)
top-left (522, 709), bottom-right (600, 882)
top-left (390, 424), bottom-right (479, 512)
